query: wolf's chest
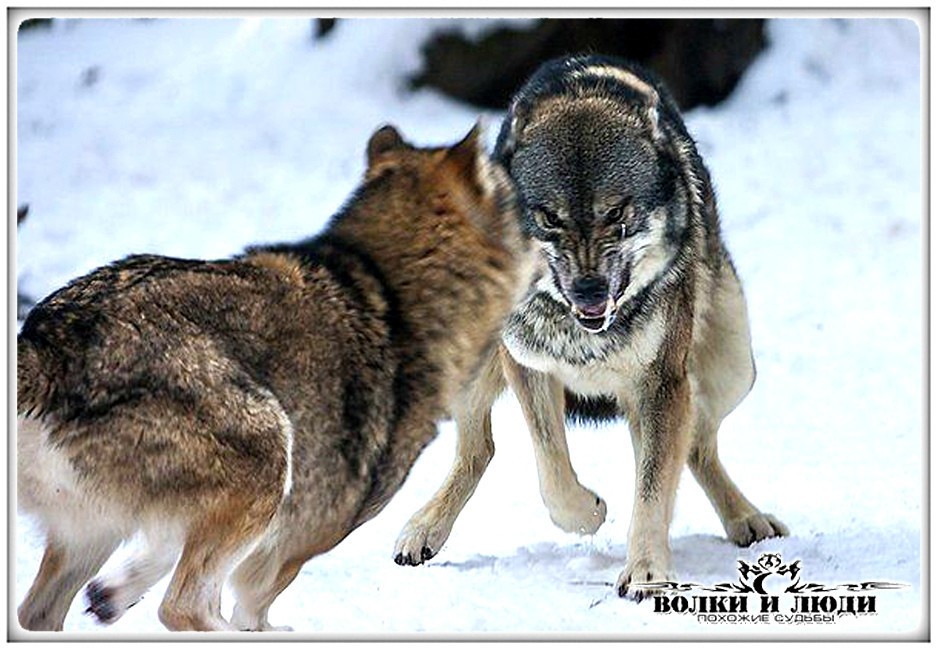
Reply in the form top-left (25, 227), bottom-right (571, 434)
top-left (502, 289), bottom-right (666, 397)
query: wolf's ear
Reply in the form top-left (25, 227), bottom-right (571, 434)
top-left (446, 120), bottom-right (486, 171)
top-left (493, 99), bottom-right (530, 166)
top-left (446, 120), bottom-right (505, 200)
top-left (367, 125), bottom-right (408, 166)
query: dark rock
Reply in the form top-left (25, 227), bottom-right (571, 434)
top-left (411, 18), bottom-right (767, 111)
top-left (314, 18), bottom-right (337, 40)
top-left (18, 19), bottom-right (53, 33)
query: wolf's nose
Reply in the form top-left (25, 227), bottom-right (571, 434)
top-left (571, 276), bottom-right (609, 309)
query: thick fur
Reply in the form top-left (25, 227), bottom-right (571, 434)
top-left (16, 124), bottom-right (536, 632)
top-left (394, 55), bottom-right (787, 599)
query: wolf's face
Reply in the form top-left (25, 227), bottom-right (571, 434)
top-left (507, 99), bottom-right (687, 333)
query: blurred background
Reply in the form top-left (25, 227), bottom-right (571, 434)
top-left (21, 16), bottom-right (768, 112)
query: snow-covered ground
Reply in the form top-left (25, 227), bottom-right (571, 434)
top-left (13, 16), bottom-right (924, 640)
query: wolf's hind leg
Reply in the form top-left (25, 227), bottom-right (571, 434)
top-left (18, 532), bottom-right (120, 631)
top-left (688, 265), bottom-right (787, 545)
top-left (230, 533), bottom-right (305, 632)
top-left (158, 493), bottom-right (279, 632)
top-left (85, 527), bottom-right (182, 625)
top-left (149, 385), bottom-right (289, 632)
top-left (501, 351), bottom-right (607, 535)
top-left (687, 417), bottom-right (788, 546)
top-left (232, 507), bottom-right (361, 632)
top-left (394, 348), bottom-right (504, 566)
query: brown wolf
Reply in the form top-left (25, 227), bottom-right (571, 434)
top-left (393, 55), bottom-right (787, 600)
top-left (16, 124), bottom-right (535, 632)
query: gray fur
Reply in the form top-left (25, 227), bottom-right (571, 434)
top-left (395, 55), bottom-right (787, 600)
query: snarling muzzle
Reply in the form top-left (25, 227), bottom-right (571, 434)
top-left (566, 266), bottom-right (631, 334)
top-left (568, 276), bottom-right (615, 333)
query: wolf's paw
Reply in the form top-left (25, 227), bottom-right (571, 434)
top-left (231, 604), bottom-right (294, 632)
top-left (726, 512), bottom-right (789, 547)
top-left (615, 557), bottom-right (675, 602)
top-left (85, 580), bottom-right (123, 625)
top-left (545, 486), bottom-right (607, 535)
top-left (393, 517), bottom-right (452, 567)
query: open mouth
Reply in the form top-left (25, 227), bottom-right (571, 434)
top-left (571, 296), bottom-right (617, 334)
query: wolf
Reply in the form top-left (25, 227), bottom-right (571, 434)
top-left (16, 123), bottom-right (536, 632)
top-left (393, 55), bottom-right (787, 600)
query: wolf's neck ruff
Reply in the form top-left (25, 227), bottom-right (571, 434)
top-left (505, 250), bottom-right (682, 371)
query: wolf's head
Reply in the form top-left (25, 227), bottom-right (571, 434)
top-left (336, 123), bottom-right (536, 345)
top-left (344, 122), bottom-right (537, 404)
top-left (495, 64), bottom-right (692, 334)
top-left (361, 122), bottom-right (523, 247)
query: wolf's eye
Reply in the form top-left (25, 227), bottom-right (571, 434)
top-left (603, 198), bottom-right (632, 224)
top-left (537, 207), bottom-right (563, 230)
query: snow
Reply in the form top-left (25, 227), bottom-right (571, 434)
top-left (13, 16), bottom-right (925, 639)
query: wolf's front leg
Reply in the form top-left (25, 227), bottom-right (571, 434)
top-left (616, 366), bottom-right (693, 601)
top-left (393, 349), bottom-right (504, 566)
top-left (501, 351), bottom-right (607, 535)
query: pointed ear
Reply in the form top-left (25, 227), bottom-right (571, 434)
top-left (445, 120), bottom-right (486, 173)
top-left (367, 125), bottom-right (407, 166)
top-left (446, 120), bottom-right (508, 202)
top-left (493, 98), bottom-right (530, 166)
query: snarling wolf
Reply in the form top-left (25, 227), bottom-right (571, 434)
top-left (16, 124), bottom-right (536, 631)
top-left (393, 55), bottom-right (787, 600)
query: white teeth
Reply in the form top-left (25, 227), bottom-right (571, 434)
top-left (600, 296), bottom-right (616, 332)
top-left (572, 297), bottom-right (617, 333)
